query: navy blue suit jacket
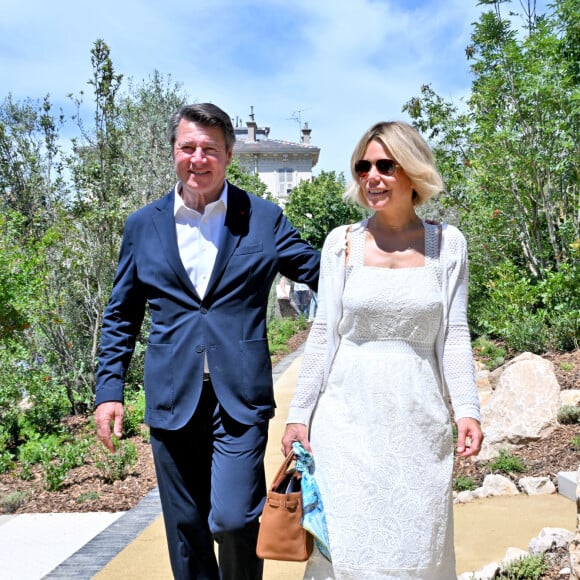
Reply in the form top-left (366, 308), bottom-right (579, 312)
top-left (95, 183), bottom-right (320, 429)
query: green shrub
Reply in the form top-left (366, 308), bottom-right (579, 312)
top-left (94, 438), bottom-right (138, 483)
top-left (472, 336), bottom-right (506, 369)
top-left (473, 261), bottom-right (549, 353)
top-left (77, 491), bottom-right (100, 503)
top-left (453, 475), bottom-right (477, 492)
top-left (42, 437), bottom-right (91, 491)
top-left (0, 490), bottom-right (28, 513)
top-left (0, 450), bottom-right (14, 474)
top-left (20, 374), bottom-right (69, 437)
top-left (498, 553), bottom-right (547, 579)
top-left (123, 387), bottom-right (146, 438)
top-left (17, 433), bottom-right (91, 490)
top-left (471, 255), bottom-right (579, 353)
top-left (489, 449), bottom-right (527, 474)
top-left (557, 405), bottom-right (580, 425)
top-left (18, 434), bottom-right (62, 466)
top-left (537, 259), bottom-right (580, 351)
top-left (267, 316), bottom-right (308, 356)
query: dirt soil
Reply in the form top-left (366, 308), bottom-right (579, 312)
top-left (0, 333), bottom-right (577, 578)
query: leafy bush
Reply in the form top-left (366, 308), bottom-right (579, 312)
top-left (557, 405), bottom-right (580, 425)
top-left (0, 490), bottom-right (28, 514)
top-left (453, 475), bottom-right (477, 492)
top-left (488, 449), bottom-right (527, 474)
top-left (123, 386), bottom-right (146, 438)
top-left (472, 261), bottom-right (548, 353)
top-left (267, 316), bottom-right (308, 356)
top-left (471, 257), bottom-right (579, 353)
top-left (77, 491), bottom-right (100, 503)
top-left (16, 433), bottom-right (91, 490)
top-left (43, 438), bottom-right (91, 491)
top-left (20, 373), bottom-right (69, 437)
top-left (537, 259), bottom-right (580, 351)
top-left (18, 434), bottom-right (63, 469)
top-left (0, 450), bottom-right (14, 474)
top-left (94, 437), bottom-right (138, 483)
top-left (472, 336), bottom-right (506, 369)
top-left (498, 553), bottom-right (547, 579)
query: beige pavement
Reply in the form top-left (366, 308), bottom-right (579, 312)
top-left (94, 355), bottom-right (576, 579)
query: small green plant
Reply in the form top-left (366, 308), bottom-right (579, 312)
top-left (560, 362), bottom-right (574, 372)
top-left (488, 449), bottom-right (527, 474)
top-left (0, 490), bottom-right (28, 513)
top-left (123, 387), bottom-right (146, 438)
top-left (17, 433), bottom-right (62, 480)
top-left (77, 491), bottom-right (100, 503)
top-left (557, 404), bottom-right (580, 425)
top-left (42, 438), bottom-right (91, 491)
top-left (570, 435), bottom-right (580, 450)
top-left (0, 450), bottom-right (14, 474)
top-left (44, 461), bottom-right (70, 492)
top-left (472, 336), bottom-right (506, 369)
top-left (94, 437), bottom-right (138, 483)
top-left (498, 553), bottom-right (547, 579)
top-left (453, 474), bottom-right (477, 492)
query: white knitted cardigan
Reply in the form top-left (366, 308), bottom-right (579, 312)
top-left (286, 220), bottom-right (481, 426)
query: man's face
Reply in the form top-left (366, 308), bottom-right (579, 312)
top-left (173, 119), bottom-right (232, 206)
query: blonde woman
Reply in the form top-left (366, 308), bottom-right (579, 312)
top-left (282, 121), bottom-right (483, 579)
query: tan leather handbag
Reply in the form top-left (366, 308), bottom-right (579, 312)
top-left (256, 451), bottom-right (314, 561)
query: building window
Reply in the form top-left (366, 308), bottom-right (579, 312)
top-left (278, 168), bottom-right (294, 197)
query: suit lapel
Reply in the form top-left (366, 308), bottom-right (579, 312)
top-left (152, 190), bottom-right (200, 300)
top-left (204, 184), bottom-right (251, 297)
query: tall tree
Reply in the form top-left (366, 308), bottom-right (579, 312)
top-left (118, 71), bottom-right (187, 208)
top-left (404, 0), bottom-right (579, 350)
top-left (0, 95), bottom-right (65, 234)
top-left (284, 171), bottom-right (366, 250)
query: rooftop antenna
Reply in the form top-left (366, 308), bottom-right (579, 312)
top-left (288, 108), bottom-right (311, 139)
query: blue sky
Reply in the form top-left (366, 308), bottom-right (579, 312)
top-left (0, 0), bottom-right (547, 177)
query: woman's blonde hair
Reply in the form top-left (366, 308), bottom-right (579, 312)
top-left (343, 121), bottom-right (443, 208)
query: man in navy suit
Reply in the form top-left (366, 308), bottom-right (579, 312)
top-left (94, 103), bottom-right (320, 579)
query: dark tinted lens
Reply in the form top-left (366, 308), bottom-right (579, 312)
top-left (376, 159), bottom-right (397, 175)
top-left (354, 160), bottom-right (371, 175)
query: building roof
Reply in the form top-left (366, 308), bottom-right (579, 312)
top-left (234, 138), bottom-right (320, 165)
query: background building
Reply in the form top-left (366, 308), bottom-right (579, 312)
top-left (233, 107), bottom-right (320, 203)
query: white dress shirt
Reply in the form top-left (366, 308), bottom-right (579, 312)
top-left (174, 181), bottom-right (228, 299)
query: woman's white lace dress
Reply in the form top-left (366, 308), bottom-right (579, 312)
top-left (303, 223), bottom-right (456, 579)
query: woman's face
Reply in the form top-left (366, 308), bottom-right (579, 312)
top-left (357, 140), bottom-right (414, 212)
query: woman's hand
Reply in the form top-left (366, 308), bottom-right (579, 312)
top-left (456, 417), bottom-right (484, 457)
top-left (282, 423), bottom-right (311, 455)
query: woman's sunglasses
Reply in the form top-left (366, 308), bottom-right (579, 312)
top-left (354, 159), bottom-right (399, 177)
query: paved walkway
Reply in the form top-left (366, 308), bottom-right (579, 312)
top-left (1, 346), bottom-right (576, 579)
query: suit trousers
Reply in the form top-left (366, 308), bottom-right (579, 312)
top-left (150, 378), bottom-right (268, 580)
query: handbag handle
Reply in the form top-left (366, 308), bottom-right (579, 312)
top-left (271, 451), bottom-right (297, 490)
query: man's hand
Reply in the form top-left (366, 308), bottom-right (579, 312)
top-left (456, 417), bottom-right (484, 458)
top-left (281, 423), bottom-right (310, 456)
top-left (95, 402), bottom-right (124, 453)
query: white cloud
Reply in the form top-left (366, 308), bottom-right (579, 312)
top-left (0, 0), bottom-right (551, 177)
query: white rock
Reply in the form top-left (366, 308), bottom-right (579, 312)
top-left (454, 490), bottom-right (476, 504)
top-left (478, 353), bottom-right (561, 461)
top-left (519, 476), bottom-right (556, 495)
top-left (528, 527), bottom-right (574, 555)
top-left (479, 474), bottom-right (520, 497)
